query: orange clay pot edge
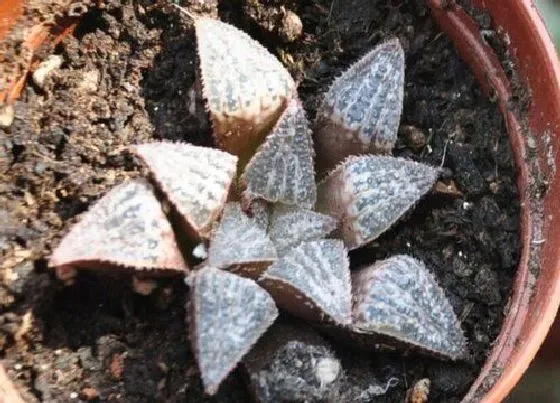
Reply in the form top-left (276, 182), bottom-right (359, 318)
top-left (427, 0), bottom-right (560, 401)
top-left (479, 1), bottom-right (560, 401)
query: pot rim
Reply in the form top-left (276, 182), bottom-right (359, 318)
top-left (426, 0), bottom-right (560, 401)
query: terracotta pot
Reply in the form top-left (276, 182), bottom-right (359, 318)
top-left (1, 1), bottom-right (559, 401)
top-left (425, 1), bottom-right (560, 401)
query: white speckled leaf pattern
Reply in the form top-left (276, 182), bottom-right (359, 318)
top-left (132, 142), bottom-right (237, 239)
top-left (208, 203), bottom-right (277, 272)
top-left (49, 179), bottom-right (188, 274)
top-left (314, 38), bottom-right (405, 170)
top-left (268, 204), bottom-right (338, 256)
top-left (316, 155), bottom-right (439, 250)
top-left (241, 99), bottom-right (316, 209)
top-left (248, 199), bottom-right (271, 232)
top-left (190, 267), bottom-right (278, 395)
top-left (260, 240), bottom-right (351, 325)
top-left (195, 17), bottom-right (296, 155)
top-left (352, 255), bottom-right (468, 360)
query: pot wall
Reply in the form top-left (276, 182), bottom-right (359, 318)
top-left (427, 1), bottom-right (560, 402)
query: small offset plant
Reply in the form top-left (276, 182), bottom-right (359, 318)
top-left (49, 9), bottom-right (468, 398)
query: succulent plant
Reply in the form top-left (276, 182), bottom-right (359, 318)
top-left (49, 12), bottom-right (468, 398)
top-left (314, 38), bottom-right (405, 173)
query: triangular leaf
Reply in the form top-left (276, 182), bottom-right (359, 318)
top-left (189, 267), bottom-right (278, 395)
top-left (195, 16), bottom-right (296, 156)
top-left (241, 99), bottom-right (316, 209)
top-left (268, 204), bottom-right (338, 256)
top-left (49, 179), bottom-right (188, 276)
top-left (131, 142), bottom-right (237, 240)
top-left (351, 255), bottom-right (468, 360)
top-left (316, 155), bottom-right (438, 250)
top-left (260, 240), bottom-right (351, 325)
top-left (208, 202), bottom-right (277, 277)
top-left (314, 38), bottom-right (405, 171)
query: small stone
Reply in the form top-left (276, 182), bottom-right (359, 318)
top-left (131, 142), bottom-right (238, 240)
top-left (49, 179), bottom-right (188, 278)
top-left (260, 240), bottom-right (351, 325)
top-left (0, 105), bottom-right (14, 128)
top-left (316, 155), bottom-right (439, 250)
top-left (208, 203), bottom-right (277, 278)
top-left (79, 387), bottom-right (100, 401)
top-left (243, 322), bottom-right (342, 402)
top-left (314, 38), bottom-right (405, 171)
top-left (281, 10), bottom-right (303, 42)
top-left (79, 70), bottom-right (100, 93)
top-left (406, 378), bottom-right (430, 403)
top-left (32, 55), bottom-right (63, 89)
top-left (189, 267), bottom-right (278, 395)
top-left (192, 243), bottom-right (208, 260)
top-left (241, 99), bottom-right (316, 210)
top-left (194, 16), bottom-right (296, 157)
top-left (351, 255), bottom-right (468, 360)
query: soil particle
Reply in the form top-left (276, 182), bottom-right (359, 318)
top-left (0, 0), bottom-right (522, 402)
top-left (79, 386), bottom-right (100, 401)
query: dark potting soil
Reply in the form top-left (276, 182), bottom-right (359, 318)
top-left (0, 0), bottom-right (521, 401)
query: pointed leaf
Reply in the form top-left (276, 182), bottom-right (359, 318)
top-left (268, 204), bottom-right (338, 256)
top-left (49, 179), bottom-right (188, 275)
top-left (195, 16), bottom-right (296, 156)
top-left (314, 38), bottom-right (405, 171)
top-left (189, 267), bottom-right (278, 395)
top-left (316, 155), bottom-right (439, 250)
top-left (241, 99), bottom-right (316, 209)
top-left (351, 255), bottom-right (468, 360)
top-left (260, 240), bottom-right (351, 325)
top-left (208, 202), bottom-right (277, 277)
top-left (131, 142), bottom-right (237, 240)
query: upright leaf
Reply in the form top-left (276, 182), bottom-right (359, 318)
top-left (241, 99), bottom-right (316, 209)
top-left (314, 39), bottom-right (405, 171)
top-left (195, 16), bottom-right (296, 157)
top-left (189, 267), bottom-right (279, 395)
